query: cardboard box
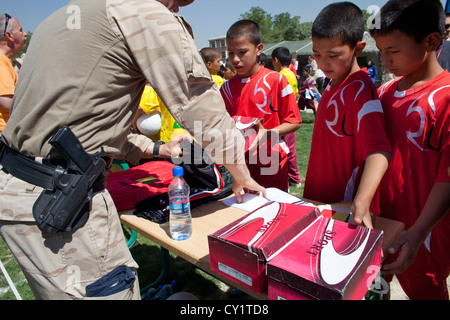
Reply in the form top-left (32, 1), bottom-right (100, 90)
top-left (208, 202), bottom-right (321, 293)
top-left (267, 216), bottom-right (383, 300)
top-left (316, 202), bottom-right (405, 257)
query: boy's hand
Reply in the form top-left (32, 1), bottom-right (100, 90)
top-left (351, 198), bottom-right (374, 229)
top-left (381, 229), bottom-right (421, 274)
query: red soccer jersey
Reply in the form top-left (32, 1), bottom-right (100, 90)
top-left (220, 67), bottom-right (301, 191)
top-left (303, 70), bottom-right (391, 209)
top-left (221, 67), bottom-right (301, 127)
top-left (377, 70), bottom-right (450, 294)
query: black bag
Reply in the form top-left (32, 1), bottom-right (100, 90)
top-left (133, 140), bottom-right (233, 224)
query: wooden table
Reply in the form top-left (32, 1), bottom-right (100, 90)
top-left (119, 198), bottom-right (404, 300)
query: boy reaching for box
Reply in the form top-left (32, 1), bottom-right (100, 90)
top-left (220, 20), bottom-right (302, 192)
top-left (370, 0), bottom-right (450, 300)
top-left (303, 2), bottom-right (392, 229)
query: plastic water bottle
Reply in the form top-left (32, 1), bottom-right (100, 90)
top-left (153, 280), bottom-right (177, 300)
top-left (141, 286), bottom-right (160, 300)
top-left (168, 166), bottom-right (192, 240)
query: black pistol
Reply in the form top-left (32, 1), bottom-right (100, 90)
top-left (33, 127), bottom-right (106, 233)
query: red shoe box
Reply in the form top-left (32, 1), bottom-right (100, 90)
top-left (267, 216), bottom-right (383, 300)
top-left (208, 202), bottom-right (320, 293)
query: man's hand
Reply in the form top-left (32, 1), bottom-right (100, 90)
top-left (224, 163), bottom-right (266, 203)
top-left (158, 134), bottom-right (193, 159)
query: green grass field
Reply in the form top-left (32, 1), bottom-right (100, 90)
top-left (0, 111), bottom-right (315, 300)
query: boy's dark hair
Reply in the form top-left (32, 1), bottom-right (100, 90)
top-left (258, 53), bottom-right (268, 65)
top-left (369, 0), bottom-right (445, 43)
top-left (312, 2), bottom-right (364, 49)
top-left (271, 47), bottom-right (291, 67)
top-left (303, 65), bottom-right (312, 74)
top-left (199, 47), bottom-right (220, 63)
top-left (226, 20), bottom-right (261, 46)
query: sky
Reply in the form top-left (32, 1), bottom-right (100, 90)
top-left (3, 0), bottom-right (449, 48)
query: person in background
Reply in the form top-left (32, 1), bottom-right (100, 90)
top-left (297, 66), bottom-right (320, 116)
top-left (258, 52), bottom-right (268, 67)
top-left (444, 12), bottom-right (450, 40)
top-left (133, 83), bottom-right (189, 144)
top-left (200, 47), bottom-right (224, 89)
top-left (0, 13), bottom-right (27, 132)
top-left (271, 46), bottom-right (302, 188)
top-left (222, 58), bottom-right (236, 81)
top-left (366, 59), bottom-right (377, 84)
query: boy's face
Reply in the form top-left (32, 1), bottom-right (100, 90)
top-left (227, 35), bottom-right (263, 78)
top-left (223, 67), bottom-right (236, 80)
top-left (207, 54), bottom-right (222, 75)
top-left (374, 30), bottom-right (428, 78)
top-left (312, 37), bottom-right (363, 85)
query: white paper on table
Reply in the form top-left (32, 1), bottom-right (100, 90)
top-left (222, 188), bottom-right (316, 212)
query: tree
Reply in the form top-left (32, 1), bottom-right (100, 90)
top-left (240, 7), bottom-right (274, 43)
top-left (272, 12), bottom-right (302, 41)
top-left (240, 7), bottom-right (312, 43)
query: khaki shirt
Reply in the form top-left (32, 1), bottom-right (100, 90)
top-left (2, 0), bottom-right (244, 165)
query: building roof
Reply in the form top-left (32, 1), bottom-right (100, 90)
top-left (261, 32), bottom-right (378, 56)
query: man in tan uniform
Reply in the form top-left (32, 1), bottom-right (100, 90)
top-left (0, 0), bottom-right (264, 299)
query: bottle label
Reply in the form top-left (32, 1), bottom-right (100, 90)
top-left (169, 199), bottom-right (190, 212)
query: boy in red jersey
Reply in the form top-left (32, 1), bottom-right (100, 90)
top-left (303, 2), bottom-right (391, 229)
top-left (370, 0), bottom-right (450, 300)
top-left (221, 20), bottom-right (301, 192)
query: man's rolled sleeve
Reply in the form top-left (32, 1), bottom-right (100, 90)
top-left (106, 0), bottom-right (245, 165)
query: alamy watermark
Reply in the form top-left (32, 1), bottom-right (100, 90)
top-left (367, 5), bottom-right (381, 31)
top-left (366, 265), bottom-right (390, 295)
top-left (66, 5), bottom-right (81, 30)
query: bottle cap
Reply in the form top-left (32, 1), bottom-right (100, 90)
top-left (172, 166), bottom-right (183, 177)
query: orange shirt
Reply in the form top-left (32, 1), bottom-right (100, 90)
top-left (0, 51), bottom-right (18, 130)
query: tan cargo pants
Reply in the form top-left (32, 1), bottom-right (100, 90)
top-left (0, 170), bottom-right (140, 300)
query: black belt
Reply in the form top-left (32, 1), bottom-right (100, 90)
top-left (0, 141), bottom-right (107, 192)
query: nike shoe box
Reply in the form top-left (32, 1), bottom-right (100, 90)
top-left (208, 202), bottom-right (320, 294)
top-left (267, 215), bottom-right (383, 300)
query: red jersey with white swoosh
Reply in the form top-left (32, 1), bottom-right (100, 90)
top-left (221, 67), bottom-right (301, 128)
top-left (220, 67), bottom-right (301, 191)
top-left (304, 70), bottom-right (391, 210)
top-left (377, 71), bottom-right (450, 284)
top-left (378, 70), bottom-right (450, 228)
top-left (377, 71), bottom-right (450, 296)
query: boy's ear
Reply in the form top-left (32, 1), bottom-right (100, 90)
top-left (354, 41), bottom-right (366, 57)
top-left (424, 32), bottom-right (442, 52)
top-left (256, 43), bottom-right (263, 54)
